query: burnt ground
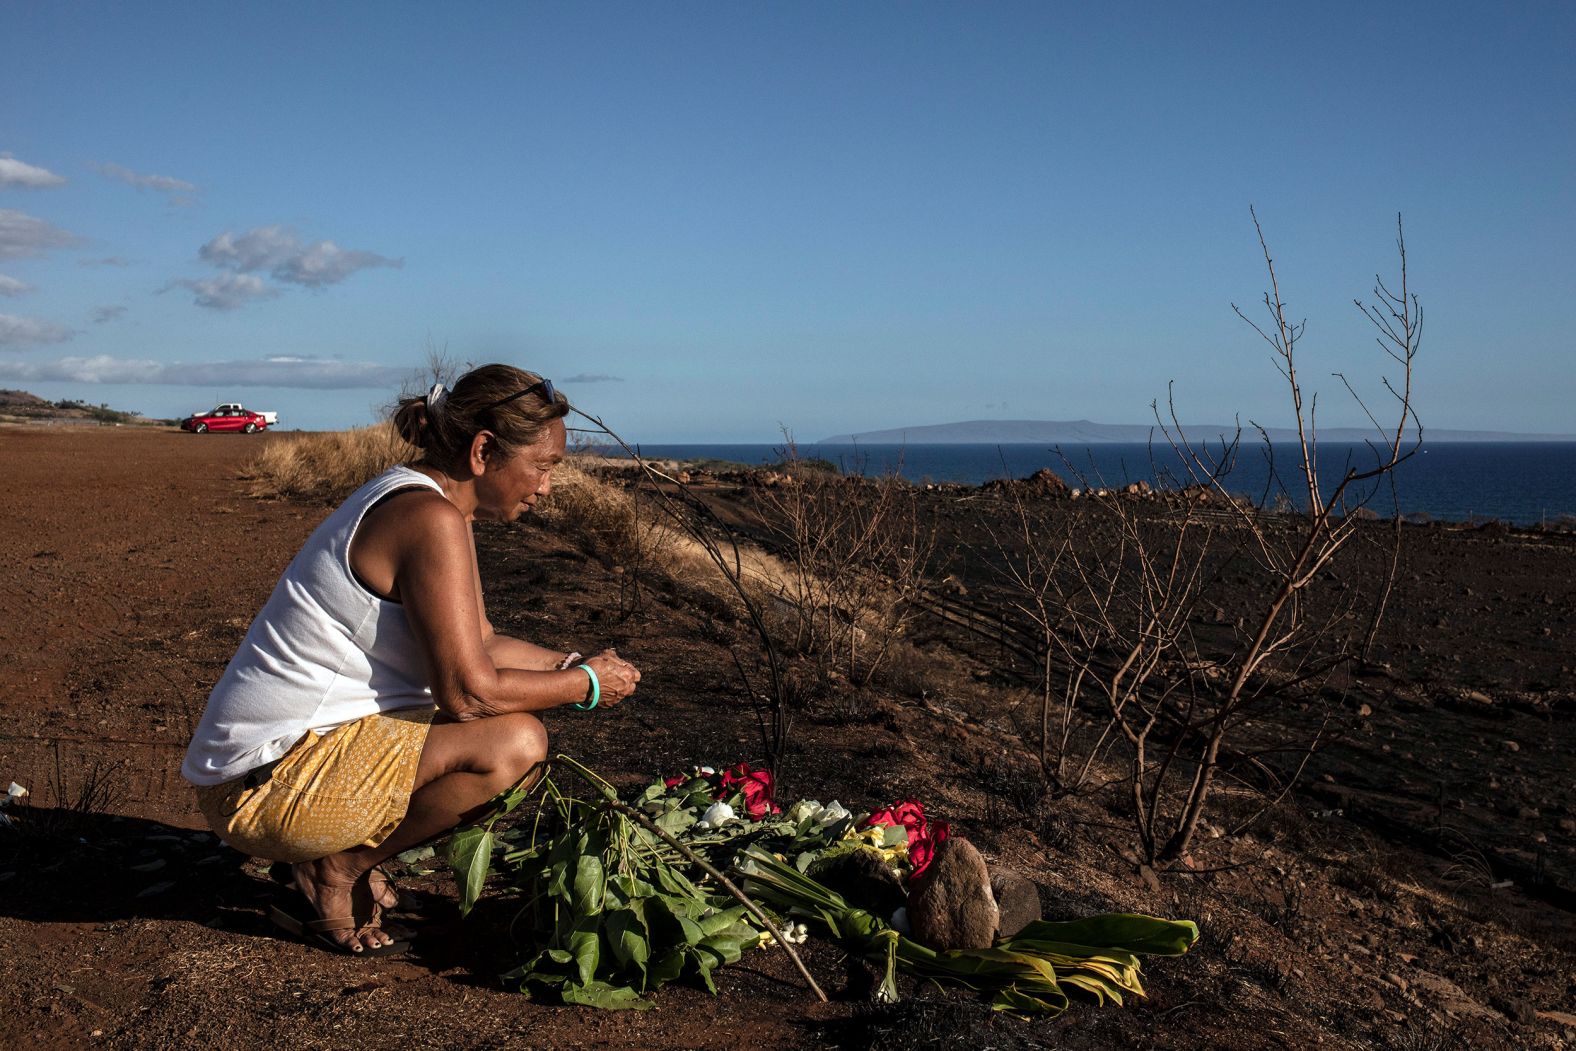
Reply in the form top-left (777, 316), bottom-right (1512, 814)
top-left (1, 426), bottom-right (1574, 1049)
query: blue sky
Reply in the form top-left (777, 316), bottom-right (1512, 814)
top-left (2, 2), bottom-right (1572, 440)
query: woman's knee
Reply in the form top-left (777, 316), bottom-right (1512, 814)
top-left (491, 712), bottom-right (548, 778)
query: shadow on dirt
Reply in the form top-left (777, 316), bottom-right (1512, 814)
top-left (0, 807), bottom-right (498, 977)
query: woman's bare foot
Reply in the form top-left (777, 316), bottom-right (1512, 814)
top-left (291, 856), bottom-right (395, 952)
top-left (368, 865), bottom-right (398, 910)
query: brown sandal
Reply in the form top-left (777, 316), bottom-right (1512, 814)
top-left (269, 904), bottom-right (410, 957)
top-left (270, 861), bottom-right (400, 909)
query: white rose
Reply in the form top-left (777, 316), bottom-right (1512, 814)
top-left (815, 801), bottom-right (851, 825)
top-left (701, 801), bottom-right (736, 827)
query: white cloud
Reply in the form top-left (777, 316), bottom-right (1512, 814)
top-left (0, 209), bottom-right (83, 261)
top-left (0, 154), bottom-right (66, 189)
top-left (562, 373), bottom-right (624, 383)
top-left (79, 256), bottom-right (133, 268)
top-left (0, 354), bottom-right (148, 380)
top-left (0, 313), bottom-right (74, 346)
top-left (164, 273), bottom-right (278, 311)
top-left (198, 226), bottom-right (297, 271)
top-left (272, 241), bottom-right (402, 288)
top-left (197, 225), bottom-right (401, 288)
top-left (0, 353), bottom-right (410, 388)
top-left (94, 162), bottom-right (198, 203)
top-left (91, 304), bottom-right (127, 324)
top-left (0, 274), bottom-right (33, 298)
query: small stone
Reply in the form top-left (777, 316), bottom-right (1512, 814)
top-left (1557, 818), bottom-right (1576, 834)
top-left (1465, 690), bottom-right (1493, 705)
top-left (908, 838), bottom-right (998, 951)
top-left (1357, 703), bottom-right (1373, 718)
top-left (990, 866), bottom-right (1041, 940)
top-left (1504, 740), bottom-right (1521, 753)
top-left (1385, 972), bottom-right (1409, 992)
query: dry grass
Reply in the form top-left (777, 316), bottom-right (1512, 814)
top-left (243, 422), bottom-right (412, 502)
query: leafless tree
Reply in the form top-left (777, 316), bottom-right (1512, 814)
top-left (984, 212), bottom-right (1421, 865)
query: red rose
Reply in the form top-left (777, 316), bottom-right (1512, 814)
top-left (867, 801), bottom-right (948, 879)
top-left (720, 762), bottom-right (778, 819)
top-left (865, 799), bottom-right (929, 846)
top-left (908, 820), bottom-right (950, 878)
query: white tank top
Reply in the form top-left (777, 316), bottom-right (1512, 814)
top-left (181, 465), bottom-right (444, 786)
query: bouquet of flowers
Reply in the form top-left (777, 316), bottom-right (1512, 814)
top-left (448, 755), bottom-right (1198, 1015)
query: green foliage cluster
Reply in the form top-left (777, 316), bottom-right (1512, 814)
top-left (450, 761), bottom-right (774, 1010)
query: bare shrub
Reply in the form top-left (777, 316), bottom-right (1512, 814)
top-left (751, 442), bottom-right (938, 687)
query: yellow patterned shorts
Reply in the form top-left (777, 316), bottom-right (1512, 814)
top-left (194, 707), bottom-right (436, 863)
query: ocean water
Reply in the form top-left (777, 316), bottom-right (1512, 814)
top-left (588, 441), bottom-right (1576, 526)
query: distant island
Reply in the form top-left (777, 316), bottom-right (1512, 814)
top-left (819, 419), bottom-right (1576, 444)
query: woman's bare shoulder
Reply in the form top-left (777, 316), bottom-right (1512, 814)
top-left (360, 486), bottom-right (467, 548)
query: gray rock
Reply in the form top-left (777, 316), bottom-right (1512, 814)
top-left (908, 837), bottom-right (998, 951)
top-left (990, 866), bottom-right (1040, 939)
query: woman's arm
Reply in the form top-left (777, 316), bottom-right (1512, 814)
top-left (461, 527), bottom-right (578, 671)
top-left (382, 493), bottom-right (638, 718)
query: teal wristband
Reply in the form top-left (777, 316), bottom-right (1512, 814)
top-left (573, 664), bottom-right (600, 711)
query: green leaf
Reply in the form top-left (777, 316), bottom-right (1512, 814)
top-left (605, 904), bottom-right (651, 976)
top-left (545, 833), bottom-right (580, 898)
top-left (1060, 969), bottom-right (1129, 1006)
top-left (686, 947), bottom-right (718, 994)
top-left (447, 826), bottom-right (494, 918)
top-left (572, 853), bottom-right (606, 916)
top-left (560, 979), bottom-right (654, 1011)
top-left (1005, 939), bottom-right (1142, 972)
top-left (697, 905), bottom-right (748, 938)
top-left (648, 948), bottom-right (686, 985)
top-left (568, 923), bottom-right (600, 986)
top-left (655, 807), bottom-right (697, 835)
top-left (991, 984), bottom-right (1070, 1016)
top-left (1014, 915), bottom-right (1199, 957)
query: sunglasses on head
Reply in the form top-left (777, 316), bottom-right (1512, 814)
top-left (482, 378), bottom-right (556, 413)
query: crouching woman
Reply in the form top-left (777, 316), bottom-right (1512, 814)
top-left (181, 364), bottom-right (639, 955)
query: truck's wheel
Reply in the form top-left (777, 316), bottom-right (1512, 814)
top-left (244, 422), bottom-right (258, 433)
top-left (195, 423), bottom-right (208, 433)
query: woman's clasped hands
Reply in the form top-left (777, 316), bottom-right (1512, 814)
top-left (578, 648), bottom-right (640, 708)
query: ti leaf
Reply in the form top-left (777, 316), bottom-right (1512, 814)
top-left (1013, 915), bottom-right (1200, 957)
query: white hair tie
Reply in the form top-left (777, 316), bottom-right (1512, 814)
top-left (424, 382), bottom-right (448, 414)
